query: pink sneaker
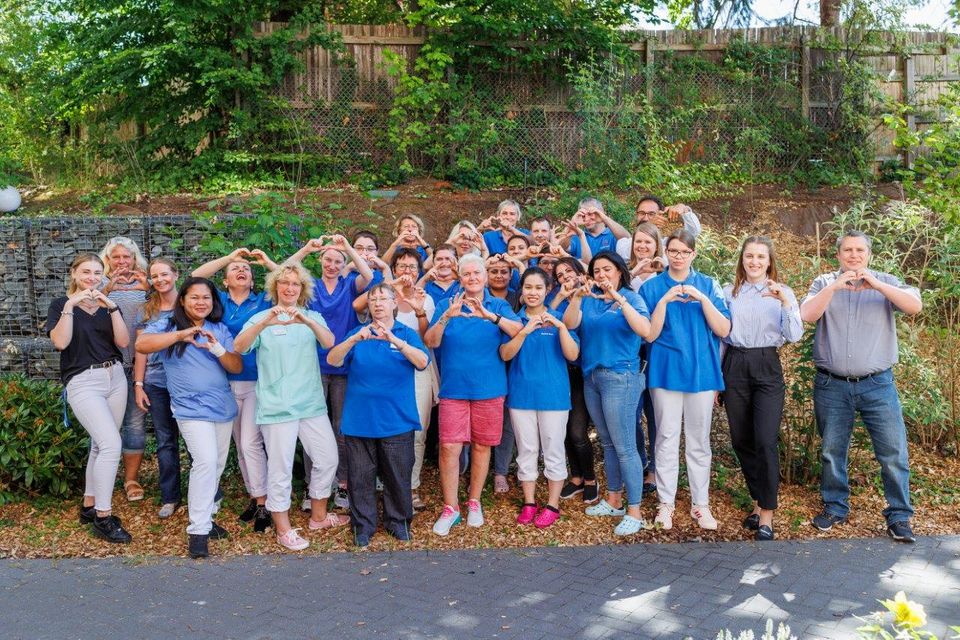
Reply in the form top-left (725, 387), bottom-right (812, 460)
top-left (276, 528), bottom-right (309, 551)
top-left (534, 506), bottom-right (560, 529)
top-left (517, 504), bottom-right (537, 525)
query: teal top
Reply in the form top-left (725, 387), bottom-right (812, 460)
top-left (241, 308), bottom-right (329, 424)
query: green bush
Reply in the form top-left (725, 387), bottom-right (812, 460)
top-left (0, 375), bottom-right (89, 503)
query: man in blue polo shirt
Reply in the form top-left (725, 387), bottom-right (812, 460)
top-left (565, 198), bottom-right (618, 260)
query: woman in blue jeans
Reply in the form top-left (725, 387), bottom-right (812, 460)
top-left (133, 258), bottom-right (182, 518)
top-left (563, 251), bottom-right (652, 536)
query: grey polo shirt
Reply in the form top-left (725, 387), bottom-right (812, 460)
top-left (804, 269), bottom-right (920, 377)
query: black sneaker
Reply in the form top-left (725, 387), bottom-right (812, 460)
top-left (642, 482), bottom-right (658, 496)
top-left (887, 521), bottom-right (916, 543)
top-left (253, 506), bottom-right (272, 533)
top-left (189, 534), bottom-right (209, 559)
top-left (559, 481), bottom-right (583, 500)
top-left (582, 483), bottom-right (599, 504)
top-left (238, 499), bottom-right (258, 523)
top-left (208, 522), bottom-right (229, 540)
top-left (755, 525), bottom-right (775, 541)
top-left (92, 515), bottom-right (132, 544)
top-left (79, 504), bottom-right (96, 525)
top-left (811, 511), bottom-right (847, 531)
top-left (742, 513), bottom-right (760, 531)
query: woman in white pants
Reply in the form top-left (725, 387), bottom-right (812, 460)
top-left (192, 248), bottom-right (278, 529)
top-left (47, 253), bottom-right (132, 544)
top-left (500, 267), bottom-right (579, 529)
top-left (137, 277), bottom-right (243, 558)
top-left (235, 262), bottom-right (348, 552)
top-left (639, 229), bottom-right (731, 531)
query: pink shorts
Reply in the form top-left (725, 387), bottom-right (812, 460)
top-left (438, 397), bottom-right (504, 446)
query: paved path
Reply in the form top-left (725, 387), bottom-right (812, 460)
top-left (2, 536), bottom-right (958, 639)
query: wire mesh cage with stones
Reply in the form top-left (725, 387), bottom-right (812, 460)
top-left (0, 219), bottom-right (34, 337)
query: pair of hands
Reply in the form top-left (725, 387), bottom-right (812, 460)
top-left (477, 216), bottom-right (521, 236)
top-left (388, 276), bottom-right (428, 311)
top-left (106, 267), bottom-right (148, 292)
top-left (486, 253), bottom-right (524, 271)
top-left (66, 288), bottom-right (117, 310)
top-left (395, 232), bottom-right (429, 248)
top-left (305, 235), bottom-right (352, 253)
top-left (639, 205), bottom-right (690, 226)
top-left (553, 219), bottom-right (583, 242)
top-left (632, 256), bottom-right (667, 276)
top-left (227, 247), bottom-right (273, 266)
top-left (831, 269), bottom-right (879, 292)
top-left (354, 320), bottom-right (399, 344)
top-left (443, 292), bottom-right (496, 322)
top-left (520, 312), bottom-right (565, 335)
top-left (559, 275), bottom-right (623, 304)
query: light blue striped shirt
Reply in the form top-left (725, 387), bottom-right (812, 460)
top-left (723, 282), bottom-right (803, 348)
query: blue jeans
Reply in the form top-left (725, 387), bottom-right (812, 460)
top-left (121, 368), bottom-right (147, 453)
top-left (144, 383), bottom-right (182, 504)
top-left (814, 368), bottom-right (913, 525)
top-left (584, 367), bottom-right (645, 506)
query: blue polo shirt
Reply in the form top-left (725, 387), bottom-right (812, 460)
top-left (483, 228), bottom-right (530, 255)
top-left (640, 269), bottom-right (729, 392)
top-left (218, 289), bottom-right (273, 382)
top-left (424, 280), bottom-right (461, 306)
top-left (568, 227), bottom-right (617, 259)
top-left (578, 288), bottom-right (649, 376)
top-left (506, 309), bottom-right (578, 411)
top-left (429, 291), bottom-right (519, 400)
top-left (143, 320), bottom-right (238, 422)
top-left (340, 323), bottom-right (430, 438)
top-left (309, 271), bottom-right (361, 375)
top-left (135, 309), bottom-right (174, 388)
top-left (361, 268), bottom-right (385, 293)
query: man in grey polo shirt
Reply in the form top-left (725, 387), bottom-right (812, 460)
top-left (800, 230), bottom-right (922, 543)
top-left (612, 194), bottom-right (703, 261)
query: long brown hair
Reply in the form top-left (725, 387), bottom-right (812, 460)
top-left (732, 236), bottom-right (779, 297)
top-left (142, 258), bottom-right (179, 323)
top-left (67, 253), bottom-right (105, 295)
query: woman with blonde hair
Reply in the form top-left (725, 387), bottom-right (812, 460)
top-left (383, 214), bottom-right (432, 268)
top-left (48, 253), bottom-right (132, 543)
top-left (132, 258), bottom-right (184, 518)
top-left (446, 221), bottom-right (489, 259)
top-left (235, 262), bottom-right (347, 551)
top-left (99, 236), bottom-right (149, 503)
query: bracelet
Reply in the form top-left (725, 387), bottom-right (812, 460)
top-left (438, 316), bottom-right (449, 326)
top-left (209, 342), bottom-right (227, 357)
top-left (493, 314), bottom-right (502, 325)
top-left (415, 311), bottom-right (426, 319)
top-left (134, 381), bottom-right (144, 387)
top-left (107, 306), bottom-right (120, 314)
top-left (61, 311), bottom-right (74, 316)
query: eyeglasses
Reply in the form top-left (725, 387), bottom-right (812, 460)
top-left (666, 249), bottom-right (694, 258)
top-left (368, 296), bottom-right (395, 303)
top-left (394, 264), bottom-right (419, 272)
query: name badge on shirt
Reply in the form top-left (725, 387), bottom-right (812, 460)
top-left (271, 327), bottom-right (288, 336)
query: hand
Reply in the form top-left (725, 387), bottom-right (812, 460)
top-left (761, 279), bottom-right (790, 304)
top-left (248, 249), bottom-right (271, 266)
top-left (88, 288), bottom-right (117, 308)
top-left (372, 320), bottom-right (395, 343)
top-left (831, 270), bottom-right (863, 291)
top-left (414, 232), bottom-right (429, 248)
top-left (445, 292), bottom-right (467, 319)
top-left (228, 247), bottom-right (252, 262)
top-left (570, 211), bottom-right (586, 227)
top-left (66, 288), bottom-right (98, 309)
top-left (526, 245), bottom-right (544, 261)
top-left (423, 266), bottom-right (439, 282)
top-left (477, 216), bottom-right (496, 231)
top-left (521, 314), bottom-right (544, 335)
top-left (463, 296), bottom-right (491, 320)
top-left (135, 386), bottom-right (151, 411)
top-left (262, 306), bottom-right (297, 327)
top-left (548, 243), bottom-right (568, 258)
top-left (664, 204), bottom-right (689, 222)
top-left (354, 324), bottom-right (376, 341)
top-left (178, 326), bottom-right (207, 348)
top-left (307, 236), bottom-right (334, 252)
top-left (539, 312), bottom-right (565, 330)
top-left (594, 279), bottom-right (622, 303)
top-left (485, 254), bottom-right (504, 267)
top-left (502, 255), bottom-right (525, 271)
top-left (858, 269), bottom-right (880, 290)
top-left (662, 284), bottom-right (692, 304)
top-left (398, 286), bottom-right (426, 312)
top-left (631, 258), bottom-right (653, 276)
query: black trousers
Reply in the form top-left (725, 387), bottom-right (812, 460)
top-left (564, 364), bottom-right (595, 482)
top-left (721, 347), bottom-right (785, 510)
top-left (345, 432), bottom-right (415, 540)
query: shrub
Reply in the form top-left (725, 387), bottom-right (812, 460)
top-left (0, 375), bottom-right (89, 503)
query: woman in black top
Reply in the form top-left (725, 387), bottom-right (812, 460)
top-left (46, 253), bottom-right (132, 543)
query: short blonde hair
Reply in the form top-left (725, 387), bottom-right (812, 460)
top-left (265, 262), bottom-right (315, 307)
top-left (458, 253), bottom-right (486, 275)
top-left (445, 220), bottom-right (479, 245)
top-left (393, 214), bottom-right (425, 237)
top-left (99, 236), bottom-right (148, 275)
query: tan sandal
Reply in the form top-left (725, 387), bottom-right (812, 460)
top-left (124, 480), bottom-right (144, 502)
top-left (308, 513), bottom-right (350, 530)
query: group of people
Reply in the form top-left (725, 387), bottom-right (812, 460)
top-left (47, 195), bottom-right (922, 558)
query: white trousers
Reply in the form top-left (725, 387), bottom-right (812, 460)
top-left (261, 415), bottom-right (338, 513)
top-left (509, 409), bottom-right (569, 482)
top-left (66, 363), bottom-right (127, 512)
top-left (411, 367), bottom-right (437, 490)
top-left (178, 419), bottom-right (233, 535)
top-left (650, 389), bottom-right (715, 506)
top-left (230, 380), bottom-right (268, 497)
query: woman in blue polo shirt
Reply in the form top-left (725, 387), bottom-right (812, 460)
top-left (640, 229), bottom-right (731, 532)
top-left (479, 199), bottom-right (530, 255)
top-left (563, 251), bottom-right (651, 536)
top-left (193, 247), bottom-right (277, 527)
top-left (424, 254), bottom-right (522, 536)
top-left (287, 234), bottom-right (375, 509)
top-left (419, 244), bottom-right (461, 306)
top-left (328, 283), bottom-right (430, 547)
top-left (501, 268), bottom-right (579, 529)
top-left (136, 277), bottom-right (243, 559)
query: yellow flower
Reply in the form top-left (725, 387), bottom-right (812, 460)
top-left (881, 591), bottom-right (928, 629)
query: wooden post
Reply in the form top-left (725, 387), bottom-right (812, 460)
top-left (800, 36), bottom-right (811, 121)
top-left (644, 39), bottom-right (654, 104)
top-left (903, 54), bottom-right (916, 169)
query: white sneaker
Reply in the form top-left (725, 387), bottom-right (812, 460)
top-left (655, 503), bottom-right (675, 530)
top-left (334, 487), bottom-right (350, 510)
top-left (466, 499), bottom-right (484, 527)
top-left (158, 502), bottom-right (179, 519)
top-left (277, 527), bottom-right (310, 551)
top-left (211, 498), bottom-right (222, 514)
top-left (300, 496), bottom-right (312, 512)
top-left (691, 504), bottom-right (718, 530)
top-left (432, 505), bottom-right (462, 536)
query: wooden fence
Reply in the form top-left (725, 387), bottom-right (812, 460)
top-left (254, 22), bottom-right (959, 170)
